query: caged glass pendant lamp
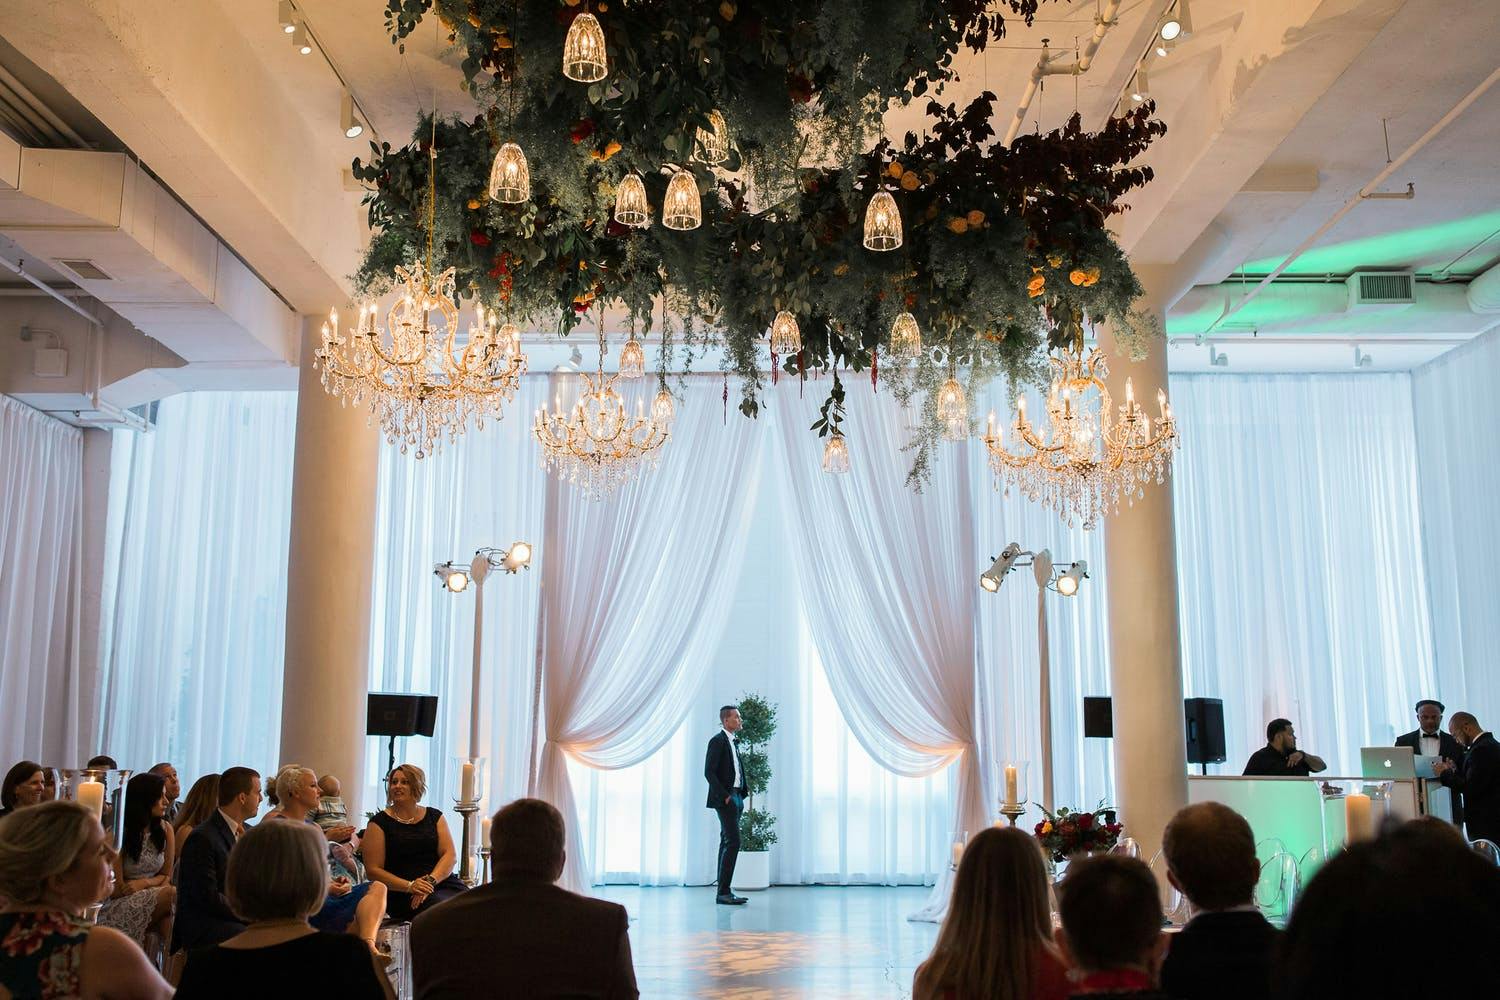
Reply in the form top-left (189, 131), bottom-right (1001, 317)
top-left (613, 173), bottom-right (650, 228)
top-left (822, 433), bottom-right (850, 474)
top-left (489, 141), bottom-right (530, 204)
top-left (662, 170), bottom-right (702, 231)
top-left (692, 110), bottom-right (730, 165)
top-left (563, 10), bottom-right (608, 83)
top-left (769, 311), bottom-right (801, 354)
top-left (890, 311), bottom-right (921, 359)
top-left (863, 190), bottom-right (902, 251)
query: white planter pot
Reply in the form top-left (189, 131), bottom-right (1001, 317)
top-left (733, 850), bottom-right (771, 891)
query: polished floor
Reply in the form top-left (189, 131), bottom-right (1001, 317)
top-left (599, 885), bottom-right (940, 999)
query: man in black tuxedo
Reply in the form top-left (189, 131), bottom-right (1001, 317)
top-left (1395, 698), bottom-right (1465, 827)
top-left (172, 766), bottom-right (261, 952)
top-left (704, 705), bottom-right (748, 905)
top-left (1435, 712), bottom-right (1500, 845)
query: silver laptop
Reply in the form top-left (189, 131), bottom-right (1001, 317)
top-left (1360, 746), bottom-right (1439, 779)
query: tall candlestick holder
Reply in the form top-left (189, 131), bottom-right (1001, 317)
top-left (452, 756), bottom-right (487, 888)
top-left (479, 846), bottom-right (492, 885)
top-left (999, 803), bottom-right (1027, 827)
top-left (455, 802), bottom-right (480, 886)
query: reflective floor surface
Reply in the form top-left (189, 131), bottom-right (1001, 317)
top-left (599, 885), bottom-right (940, 999)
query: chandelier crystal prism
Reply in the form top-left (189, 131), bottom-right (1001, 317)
top-left (562, 11), bottom-right (608, 83)
top-left (982, 338), bottom-right (1178, 529)
top-left (534, 330), bottom-right (670, 499)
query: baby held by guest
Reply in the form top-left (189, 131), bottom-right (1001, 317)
top-left (313, 775), bottom-right (355, 841)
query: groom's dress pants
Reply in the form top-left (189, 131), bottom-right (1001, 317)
top-left (715, 792), bottom-right (744, 894)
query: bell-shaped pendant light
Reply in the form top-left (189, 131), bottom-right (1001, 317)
top-left (769, 311), bottom-right (801, 355)
top-left (662, 170), bottom-right (702, 231)
top-left (822, 433), bottom-right (851, 474)
top-left (692, 110), bottom-right (730, 166)
top-left (651, 387), bottom-right (676, 426)
top-left (863, 190), bottom-right (902, 251)
top-left (619, 337), bottom-right (645, 379)
top-left (563, 11), bottom-right (608, 83)
top-left (613, 173), bottom-right (650, 228)
top-left (936, 376), bottom-right (968, 441)
top-left (889, 311), bottom-right (922, 359)
top-left (489, 142), bottom-right (530, 204)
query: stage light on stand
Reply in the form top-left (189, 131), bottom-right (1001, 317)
top-left (1054, 561), bottom-right (1089, 596)
top-left (499, 541), bottom-right (532, 573)
top-left (979, 542), bottom-right (1026, 592)
top-left (435, 562), bottom-right (470, 592)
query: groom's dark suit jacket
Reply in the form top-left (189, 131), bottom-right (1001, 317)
top-left (1441, 732), bottom-right (1500, 845)
top-left (1396, 728), bottom-right (1466, 825)
top-left (704, 730), bottom-right (747, 808)
top-left (172, 811), bottom-right (246, 951)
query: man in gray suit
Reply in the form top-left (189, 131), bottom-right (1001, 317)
top-left (411, 798), bottom-right (639, 1000)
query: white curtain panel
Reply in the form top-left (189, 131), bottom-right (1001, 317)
top-left (0, 396), bottom-right (86, 767)
top-left (97, 392), bottom-right (297, 784)
top-left (1169, 374), bottom-right (1437, 773)
top-left (1412, 327), bottom-right (1500, 728)
top-left (771, 379), bottom-right (985, 920)
top-left (534, 377), bottom-right (763, 892)
top-left (366, 377), bottom-right (547, 813)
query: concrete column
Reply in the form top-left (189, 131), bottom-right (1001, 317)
top-left (279, 316), bottom-right (379, 817)
top-left (1100, 303), bottom-right (1188, 865)
top-left (77, 428), bottom-right (113, 759)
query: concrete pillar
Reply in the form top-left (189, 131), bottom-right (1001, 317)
top-left (279, 316), bottom-right (379, 817)
top-left (77, 428), bottom-right (113, 759)
top-left (1100, 303), bottom-right (1189, 865)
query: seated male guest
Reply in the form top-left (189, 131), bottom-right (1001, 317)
top-left (1242, 719), bottom-right (1326, 777)
top-left (148, 762), bottom-right (183, 823)
top-left (411, 798), bottom-right (638, 1000)
top-left (1159, 803), bottom-right (1278, 1000)
top-left (1056, 854), bottom-right (1169, 999)
top-left (1396, 699), bottom-right (1465, 827)
top-left (1434, 712), bottom-right (1500, 844)
top-left (172, 766), bottom-right (262, 952)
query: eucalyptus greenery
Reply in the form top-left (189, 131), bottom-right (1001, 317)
top-left (354, 0), bottom-right (1167, 482)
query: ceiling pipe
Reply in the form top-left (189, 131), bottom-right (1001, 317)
top-left (1170, 335), bottom-right (1469, 347)
top-left (0, 254), bottom-right (102, 327)
top-left (1206, 63), bottom-right (1500, 333)
top-left (1003, 0), bottom-right (1124, 146)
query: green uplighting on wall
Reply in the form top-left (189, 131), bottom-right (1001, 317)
top-left (1238, 210), bottom-right (1500, 277)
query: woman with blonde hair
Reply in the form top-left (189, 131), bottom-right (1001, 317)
top-left (913, 826), bottom-right (1071, 1000)
top-left (175, 820), bottom-right (391, 998)
top-left (0, 800), bottom-right (171, 998)
top-left (361, 763), bottom-right (466, 921)
top-left (172, 772), bottom-right (221, 844)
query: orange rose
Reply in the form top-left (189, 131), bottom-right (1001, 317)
top-left (1083, 267), bottom-right (1101, 287)
top-left (966, 209), bottom-right (985, 226)
top-left (1069, 269), bottom-right (1088, 286)
top-left (719, 1), bottom-right (737, 19)
top-left (1028, 275), bottom-right (1046, 297)
top-left (1047, 254), bottom-right (1063, 268)
top-left (887, 162), bottom-right (905, 179)
top-left (947, 217), bottom-right (969, 235)
top-left (466, 198), bottom-right (481, 210)
top-left (833, 262), bottom-right (850, 276)
top-left (900, 172), bottom-right (919, 191)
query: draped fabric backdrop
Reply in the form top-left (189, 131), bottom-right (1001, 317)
top-left (0, 396), bottom-right (87, 767)
top-left (1169, 374), bottom-right (1437, 772)
top-left (97, 392), bottom-right (298, 784)
top-left (772, 381), bottom-right (985, 920)
top-left (534, 377), bottom-right (762, 891)
top-left (1411, 327), bottom-right (1500, 729)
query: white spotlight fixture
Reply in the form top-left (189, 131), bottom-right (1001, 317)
top-left (435, 562), bottom-right (471, 592)
top-left (1354, 346), bottom-right (1373, 369)
top-left (1130, 68), bottom-right (1150, 103)
top-left (1159, 13), bottom-right (1182, 41)
top-left (499, 541), bottom-right (533, 574)
top-left (292, 24), bottom-right (313, 56)
top-left (980, 542), bottom-right (1025, 592)
top-left (1054, 561), bottom-right (1089, 597)
top-left (278, 0), bottom-right (297, 33)
top-left (340, 93), bottom-right (364, 139)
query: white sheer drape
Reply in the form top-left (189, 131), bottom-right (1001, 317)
top-left (98, 391), bottom-right (297, 783)
top-left (534, 377), bottom-right (762, 891)
top-left (1412, 328), bottom-right (1500, 729)
top-left (1170, 374), bottom-right (1436, 772)
top-left (771, 380), bottom-right (984, 919)
top-left (0, 396), bottom-right (86, 767)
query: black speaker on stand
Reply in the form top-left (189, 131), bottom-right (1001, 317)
top-left (367, 693), bottom-right (439, 780)
top-left (1081, 696), bottom-right (1228, 775)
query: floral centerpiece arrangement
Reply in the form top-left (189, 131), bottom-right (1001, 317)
top-left (1033, 804), bottom-right (1123, 863)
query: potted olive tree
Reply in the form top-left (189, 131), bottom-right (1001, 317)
top-left (732, 692), bottom-right (778, 892)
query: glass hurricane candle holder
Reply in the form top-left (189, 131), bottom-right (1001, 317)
top-left (995, 760), bottom-right (1030, 823)
top-left (58, 768), bottom-right (132, 852)
top-left (452, 756), bottom-right (487, 808)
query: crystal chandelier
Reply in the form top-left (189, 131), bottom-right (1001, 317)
top-left (982, 336), bottom-right (1178, 529)
top-left (315, 140), bottom-right (526, 458)
top-left (662, 170), bottom-right (702, 230)
top-left (863, 190), bottom-right (902, 251)
top-left (563, 11), bottom-right (608, 83)
top-left (534, 326), bottom-right (670, 498)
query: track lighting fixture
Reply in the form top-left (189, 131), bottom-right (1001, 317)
top-left (278, 1), bottom-right (297, 34)
top-left (340, 93), bottom-right (364, 139)
top-left (1131, 68), bottom-right (1149, 102)
top-left (292, 24), bottom-right (313, 55)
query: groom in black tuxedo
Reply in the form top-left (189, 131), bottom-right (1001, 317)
top-left (1395, 698), bottom-right (1466, 827)
top-left (705, 705), bottom-right (748, 905)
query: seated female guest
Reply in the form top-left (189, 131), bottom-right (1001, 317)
top-left (97, 772), bottom-right (177, 949)
top-left (172, 773), bottom-right (220, 845)
top-left (361, 764), bottom-right (465, 922)
top-left (0, 761), bottom-right (47, 818)
top-left (0, 801), bottom-right (172, 998)
top-left (263, 765), bottom-right (387, 949)
top-left (175, 820), bottom-right (391, 999)
top-left (913, 827), bottom-right (1071, 1000)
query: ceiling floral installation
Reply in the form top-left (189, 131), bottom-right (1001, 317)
top-left (354, 0), bottom-right (1167, 485)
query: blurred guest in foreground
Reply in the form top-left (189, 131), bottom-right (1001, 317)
top-left (1056, 854), bottom-right (1168, 999)
top-left (913, 826), bottom-right (1070, 1000)
top-left (1158, 803), bottom-right (1277, 1000)
top-left (1278, 819), bottom-right (1500, 997)
top-left (411, 798), bottom-right (637, 1000)
top-left (175, 820), bottom-right (391, 999)
top-left (0, 800), bottom-right (171, 998)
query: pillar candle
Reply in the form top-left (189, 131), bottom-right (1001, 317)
top-left (76, 779), bottom-right (105, 818)
top-left (460, 761), bottom-right (477, 803)
top-left (1004, 765), bottom-right (1018, 807)
top-left (1345, 792), bottom-right (1373, 844)
top-left (481, 816), bottom-right (492, 850)
top-left (951, 841), bottom-right (965, 867)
